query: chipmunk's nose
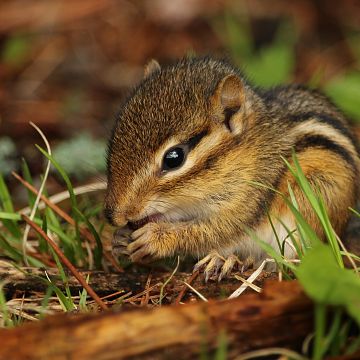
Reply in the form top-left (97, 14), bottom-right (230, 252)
top-left (103, 207), bottom-right (128, 227)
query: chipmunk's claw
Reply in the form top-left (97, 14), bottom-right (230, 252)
top-left (193, 251), bottom-right (221, 281)
top-left (194, 251), bottom-right (245, 282)
top-left (218, 254), bottom-right (239, 282)
top-left (204, 254), bottom-right (223, 282)
top-left (127, 224), bottom-right (155, 263)
top-left (240, 256), bottom-right (255, 273)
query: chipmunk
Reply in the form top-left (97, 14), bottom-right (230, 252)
top-left (104, 57), bottom-right (359, 280)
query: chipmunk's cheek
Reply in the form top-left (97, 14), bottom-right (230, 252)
top-left (128, 223), bottom-right (163, 263)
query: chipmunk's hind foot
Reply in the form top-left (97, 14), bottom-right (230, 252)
top-left (194, 251), bottom-right (253, 282)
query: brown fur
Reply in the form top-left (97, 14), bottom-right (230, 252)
top-left (105, 57), bottom-right (359, 269)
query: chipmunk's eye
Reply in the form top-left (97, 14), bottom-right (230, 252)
top-left (162, 145), bottom-right (188, 171)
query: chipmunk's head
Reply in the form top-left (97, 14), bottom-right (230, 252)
top-left (104, 57), bottom-right (265, 229)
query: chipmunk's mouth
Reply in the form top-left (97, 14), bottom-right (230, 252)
top-left (128, 213), bottom-right (165, 230)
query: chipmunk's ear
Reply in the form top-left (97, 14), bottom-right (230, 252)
top-left (144, 59), bottom-right (161, 78)
top-left (210, 74), bottom-right (245, 133)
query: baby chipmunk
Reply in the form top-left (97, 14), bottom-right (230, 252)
top-left (104, 57), bottom-right (359, 280)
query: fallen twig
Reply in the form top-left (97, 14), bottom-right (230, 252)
top-left (175, 270), bottom-right (199, 305)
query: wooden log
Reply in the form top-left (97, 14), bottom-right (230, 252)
top-left (0, 280), bottom-right (313, 360)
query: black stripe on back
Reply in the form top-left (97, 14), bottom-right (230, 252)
top-left (248, 134), bottom-right (357, 230)
top-left (289, 112), bottom-right (355, 146)
top-left (295, 134), bottom-right (355, 169)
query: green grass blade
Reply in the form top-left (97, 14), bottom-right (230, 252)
top-left (37, 146), bottom-right (86, 260)
top-left (35, 148), bottom-right (86, 261)
top-left (282, 197), bottom-right (321, 246)
top-left (287, 181), bottom-right (311, 251)
top-left (285, 152), bottom-right (343, 267)
top-left (21, 158), bottom-right (36, 207)
top-left (267, 213), bottom-right (283, 255)
top-left (323, 308), bottom-right (343, 356)
top-left (318, 196), bottom-right (343, 268)
top-left (245, 227), bottom-right (296, 271)
top-left (0, 174), bottom-right (21, 237)
top-left (0, 234), bottom-right (23, 262)
top-left (0, 174), bottom-right (15, 213)
top-left (50, 283), bottom-right (74, 312)
top-left (282, 153), bottom-right (322, 215)
top-left (276, 217), bottom-right (303, 259)
top-left (74, 207), bottom-right (103, 269)
top-left (313, 303), bottom-right (327, 360)
top-left (39, 286), bottom-right (54, 319)
top-left (214, 330), bottom-right (228, 360)
top-left (0, 282), bottom-right (13, 327)
top-left (49, 248), bottom-right (75, 311)
top-left (79, 274), bottom-right (89, 312)
top-left (346, 334), bottom-right (360, 355)
top-left (0, 212), bottom-right (21, 221)
top-left (36, 145), bottom-right (77, 208)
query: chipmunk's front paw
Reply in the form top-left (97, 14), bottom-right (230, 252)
top-left (194, 251), bottom-right (250, 282)
top-left (127, 223), bottom-right (168, 263)
top-left (112, 226), bottom-right (132, 257)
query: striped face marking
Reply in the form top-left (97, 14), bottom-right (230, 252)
top-left (128, 126), bottom-right (232, 221)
